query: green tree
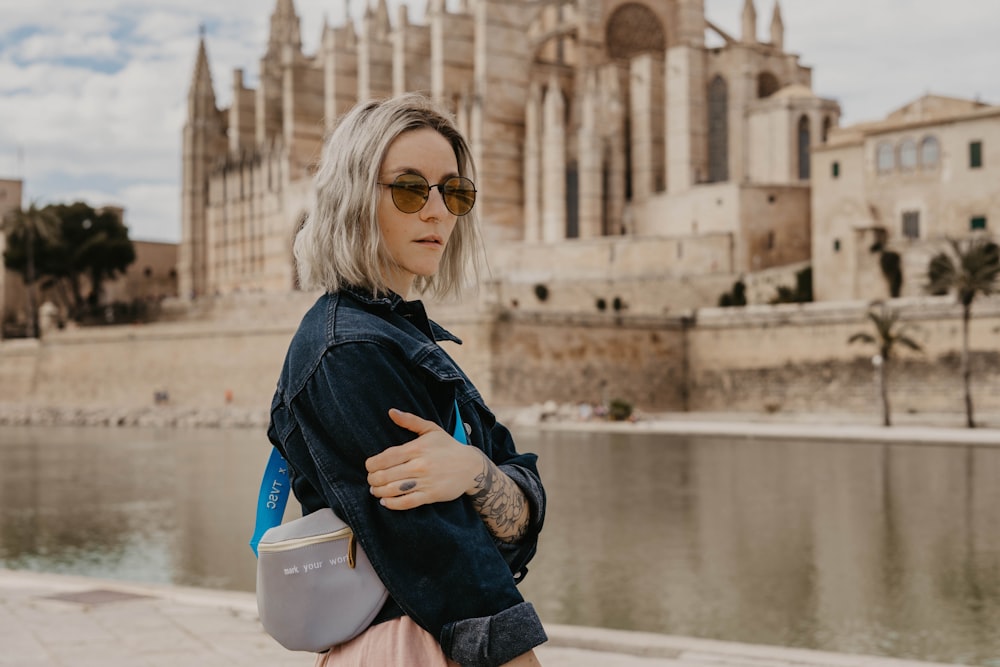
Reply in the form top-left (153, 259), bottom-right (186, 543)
top-left (2, 202), bottom-right (61, 338)
top-left (848, 302), bottom-right (922, 427)
top-left (770, 267), bottom-right (813, 304)
top-left (3, 202), bottom-right (136, 321)
top-left (718, 279), bottom-right (747, 307)
top-left (48, 203), bottom-right (136, 315)
top-left (925, 237), bottom-right (1000, 428)
top-left (879, 250), bottom-right (903, 297)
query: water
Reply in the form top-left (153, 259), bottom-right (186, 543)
top-left (2, 425), bottom-right (1000, 665)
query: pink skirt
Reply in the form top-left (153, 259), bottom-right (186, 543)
top-left (315, 617), bottom-right (459, 667)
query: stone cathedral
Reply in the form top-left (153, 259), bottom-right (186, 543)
top-left (180, 0), bottom-right (840, 314)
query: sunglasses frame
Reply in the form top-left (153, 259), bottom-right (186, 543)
top-left (378, 173), bottom-right (477, 216)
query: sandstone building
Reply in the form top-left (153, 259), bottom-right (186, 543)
top-left (812, 94), bottom-right (1000, 302)
top-left (180, 0), bottom-right (840, 313)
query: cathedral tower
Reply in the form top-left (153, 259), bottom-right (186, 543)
top-left (257, 0), bottom-right (304, 147)
top-left (180, 30), bottom-right (227, 299)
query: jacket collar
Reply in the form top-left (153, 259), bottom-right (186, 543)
top-left (337, 285), bottom-right (462, 345)
top-left (340, 284), bottom-right (404, 311)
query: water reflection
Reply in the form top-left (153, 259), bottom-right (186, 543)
top-left (512, 430), bottom-right (1000, 665)
top-left (0, 426), bottom-right (269, 590)
top-left (1, 425), bottom-right (999, 664)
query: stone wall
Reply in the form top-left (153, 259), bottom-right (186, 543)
top-left (488, 312), bottom-right (688, 410)
top-left (0, 320), bottom-right (293, 410)
top-left (688, 297), bottom-right (1000, 417)
top-left (3, 293), bottom-right (1000, 422)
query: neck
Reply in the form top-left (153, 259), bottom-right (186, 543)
top-left (383, 269), bottom-right (414, 300)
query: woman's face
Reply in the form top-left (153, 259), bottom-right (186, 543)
top-left (377, 128), bottom-right (460, 298)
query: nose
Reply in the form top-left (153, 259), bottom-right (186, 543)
top-left (419, 184), bottom-right (451, 220)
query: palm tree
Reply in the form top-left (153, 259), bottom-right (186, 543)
top-left (926, 237), bottom-right (1000, 428)
top-left (1, 202), bottom-right (60, 338)
top-left (848, 302), bottom-right (923, 427)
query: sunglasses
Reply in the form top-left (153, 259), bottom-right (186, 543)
top-left (378, 173), bottom-right (477, 216)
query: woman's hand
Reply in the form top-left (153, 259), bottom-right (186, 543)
top-left (365, 408), bottom-right (483, 510)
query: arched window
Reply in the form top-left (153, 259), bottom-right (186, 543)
top-left (757, 72), bottom-right (780, 98)
top-left (797, 115), bottom-right (811, 180)
top-left (708, 76), bottom-right (729, 183)
top-left (606, 3), bottom-right (665, 60)
top-left (920, 135), bottom-right (940, 169)
top-left (876, 142), bottom-right (894, 174)
top-left (899, 138), bottom-right (917, 171)
top-left (822, 116), bottom-right (833, 144)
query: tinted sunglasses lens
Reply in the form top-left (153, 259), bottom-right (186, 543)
top-left (391, 174), bottom-right (429, 213)
top-left (442, 177), bottom-right (476, 216)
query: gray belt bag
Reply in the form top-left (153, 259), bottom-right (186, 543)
top-left (255, 506), bottom-right (389, 652)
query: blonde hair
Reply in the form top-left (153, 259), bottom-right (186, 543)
top-left (294, 94), bottom-right (482, 300)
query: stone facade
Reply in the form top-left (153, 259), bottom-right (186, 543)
top-left (103, 240), bottom-right (180, 304)
top-left (180, 0), bottom-right (838, 310)
top-left (812, 95), bottom-right (1000, 301)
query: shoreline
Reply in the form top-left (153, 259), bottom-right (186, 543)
top-left (1, 401), bottom-right (997, 444)
top-left (0, 402), bottom-right (268, 429)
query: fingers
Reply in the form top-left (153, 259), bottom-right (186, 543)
top-left (387, 408), bottom-right (440, 435)
top-left (364, 408), bottom-right (469, 511)
top-left (365, 409), bottom-right (445, 473)
top-left (368, 477), bottom-right (427, 511)
top-left (365, 442), bottom-right (416, 473)
top-left (377, 490), bottom-right (430, 511)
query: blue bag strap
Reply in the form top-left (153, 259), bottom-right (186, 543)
top-left (250, 400), bottom-right (466, 556)
top-left (249, 446), bottom-right (292, 556)
top-left (452, 398), bottom-right (468, 445)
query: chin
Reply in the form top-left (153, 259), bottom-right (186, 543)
top-left (412, 262), bottom-right (444, 278)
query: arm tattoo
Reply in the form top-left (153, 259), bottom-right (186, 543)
top-left (469, 454), bottom-right (529, 543)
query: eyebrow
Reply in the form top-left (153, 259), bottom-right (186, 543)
top-left (387, 166), bottom-right (461, 180)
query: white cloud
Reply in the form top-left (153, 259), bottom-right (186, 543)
top-left (117, 182), bottom-right (181, 243)
top-left (19, 30), bottom-right (121, 62)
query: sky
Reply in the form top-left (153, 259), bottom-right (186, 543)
top-left (0, 0), bottom-right (998, 243)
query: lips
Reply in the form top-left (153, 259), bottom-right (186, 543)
top-left (415, 235), bottom-right (443, 246)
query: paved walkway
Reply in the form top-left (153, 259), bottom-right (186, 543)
top-left (515, 408), bottom-right (1000, 447)
top-left (0, 569), bottom-right (962, 667)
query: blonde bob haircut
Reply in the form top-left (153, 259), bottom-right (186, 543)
top-left (294, 93), bottom-right (482, 300)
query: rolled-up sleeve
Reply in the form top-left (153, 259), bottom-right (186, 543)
top-left (284, 341), bottom-right (546, 666)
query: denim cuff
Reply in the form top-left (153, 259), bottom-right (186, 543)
top-left (441, 602), bottom-right (547, 667)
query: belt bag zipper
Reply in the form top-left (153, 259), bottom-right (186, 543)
top-left (257, 527), bottom-right (359, 569)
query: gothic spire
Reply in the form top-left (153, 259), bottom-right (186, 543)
top-left (770, 1), bottom-right (785, 50)
top-left (363, 0), bottom-right (391, 40)
top-left (188, 27), bottom-right (217, 115)
top-left (375, 0), bottom-right (391, 35)
top-left (268, 0), bottom-right (302, 56)
top-left (741, 0), bottom-right (757, 44)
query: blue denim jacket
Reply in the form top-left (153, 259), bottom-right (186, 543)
top-left (266, 286), bottom-right (547, 666)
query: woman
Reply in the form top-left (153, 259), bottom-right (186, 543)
top-left (266, 94), bottom-right (546, 667)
